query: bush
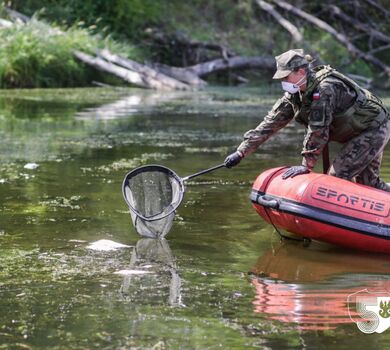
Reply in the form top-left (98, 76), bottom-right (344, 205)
top-left (0, 18), bottom-right (140, 88)
top-left (11, 0), bottom-right (165, 40)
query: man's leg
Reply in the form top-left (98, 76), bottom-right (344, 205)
top-left (328, 119), bottom-right (390, 191)
top-left (355, 151), bottom-right (390, 191)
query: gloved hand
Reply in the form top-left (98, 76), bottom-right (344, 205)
top-left (224, 151), bottom-right (243, 168)
top-left (282, 165), bottom-right (310, 179)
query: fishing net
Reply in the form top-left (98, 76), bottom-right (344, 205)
top-left (123, 165), bottom-right (185, 238)
top-left (129, 211), bottom-right (175, 239)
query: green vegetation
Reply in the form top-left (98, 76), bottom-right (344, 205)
top-left (0, 0), bottom-right (389, 88)
top-left (13, 0), bottom-right (165, 40)
top-left (0, 17), bottom-right (142, 88)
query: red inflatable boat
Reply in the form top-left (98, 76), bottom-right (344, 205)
top-left (251, 167), bottom-right (390, 253)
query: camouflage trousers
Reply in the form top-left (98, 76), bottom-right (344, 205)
top-left (328, 112), bottom-right (390, 192)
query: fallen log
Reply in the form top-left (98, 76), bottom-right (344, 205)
top-left (147, 62), bottom-right (208, 87)
top-left (150, 56), bottom-right (276, 85)
top-left (98, 49), bottom-right (191, 90)
top-left (0, 18), bottom-right (13, 28)
top-left (74, 51), bottom-right (189, 90)
top-left (189, 56), bottom-right (276, 77)
top-left (273, 0), bottom-right (390, 79)
top-left (5, 7), bottom-right (30, 23)
top-left (5, 8), bottom-right (192, 90)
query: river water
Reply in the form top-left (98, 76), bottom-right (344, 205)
top-left (1, 87), bottom-right (390, 349)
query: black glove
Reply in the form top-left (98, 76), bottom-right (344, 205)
top-left (282, 165), bottom-right (310, 179)
top-left (224, 151), bottom-right (243, 168)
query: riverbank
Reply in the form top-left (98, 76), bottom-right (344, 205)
top-left (1, 1), bottom-right (389, 89)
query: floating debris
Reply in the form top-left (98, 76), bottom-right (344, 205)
top-left (39, 196), bottom-right (82, 210)
top-left (114, 269), bottom-right (152, 276)
top-left (86, 239), bottom-right (131, 251)
top-left (23, 163), bottom-right (39, 170)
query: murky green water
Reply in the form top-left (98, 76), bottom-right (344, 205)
top-left (1, 87), bottom-right (390, 349)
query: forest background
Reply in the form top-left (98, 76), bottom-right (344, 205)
top-left (0, 0), bottom-right (389, 89)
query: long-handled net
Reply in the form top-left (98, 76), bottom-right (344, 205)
top-left (122, 163), bottom-right (225, 238)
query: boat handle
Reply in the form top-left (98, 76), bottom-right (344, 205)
top-left (257, 195), bottom-right (280, 209)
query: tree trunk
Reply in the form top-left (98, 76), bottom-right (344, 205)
top-left (148, 63), bottom-right (208, 87)
top-left (189, 56), bottom-right (276, 77)
top-left (98, 49), bottom-right (191, 90)
top-left (74, 51), bottom-right (189, 90)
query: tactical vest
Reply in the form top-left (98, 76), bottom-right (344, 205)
top-left (294, 65), bottom-right (388, 142)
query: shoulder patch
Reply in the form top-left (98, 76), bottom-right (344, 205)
top-left (312, 91), bottom-right (320, 100)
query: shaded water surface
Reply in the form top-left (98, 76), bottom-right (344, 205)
top-left (1, 87), bottom-right (390, 349)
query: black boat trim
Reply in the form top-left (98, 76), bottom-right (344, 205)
top-left (251, 189), bottom-right (390, 239)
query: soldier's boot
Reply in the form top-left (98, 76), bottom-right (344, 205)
top-left (379, 182), bottom-right (390, 192)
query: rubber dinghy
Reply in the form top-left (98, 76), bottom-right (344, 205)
top-left (251, 167), bottom-right (390, 253)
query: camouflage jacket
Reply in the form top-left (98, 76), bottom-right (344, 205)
top-left (237, 66), bottom-right (388, 169)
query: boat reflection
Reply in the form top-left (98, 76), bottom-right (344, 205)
top-left (119, 238), bottom-right (183, 307)
top-left (250, 241), bottom-right (390, 330)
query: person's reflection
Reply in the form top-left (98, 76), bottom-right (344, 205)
top-left (119, 238), bottom-right (183, 307)
top-left (250, 241), bottom-right (390, 330)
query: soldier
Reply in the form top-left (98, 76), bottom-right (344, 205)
top-left (224, 49), bottom-right (390, 192)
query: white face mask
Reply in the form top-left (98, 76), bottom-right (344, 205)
top-left (281, 74), bottom-right (306, 94)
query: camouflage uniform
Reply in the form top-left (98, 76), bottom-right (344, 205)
top-left (236, 50), bottom-right (390, 191)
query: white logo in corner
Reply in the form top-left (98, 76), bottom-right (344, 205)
top-left (347, 289), bottom-right (390, 334)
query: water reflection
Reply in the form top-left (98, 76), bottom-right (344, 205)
top-left (119, 238), bottom-right (183, 307)
top-left (75, 91), bottom-right (191, 120)
top-left (250, 241), bottom-right (390, 330)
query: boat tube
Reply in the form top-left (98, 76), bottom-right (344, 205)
top-left (251, 167), bottom-right (390, 253)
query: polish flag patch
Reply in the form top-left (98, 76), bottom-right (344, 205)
top-left (313, 91), bottom-right (320, 100)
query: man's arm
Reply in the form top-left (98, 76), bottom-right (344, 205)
top-left (237, 94), bottom-right (295, 157)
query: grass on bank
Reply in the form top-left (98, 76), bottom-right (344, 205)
top-left (0, 0), bottom-right (387, 88)
top-left (0, 17), bottom-right (142, 88)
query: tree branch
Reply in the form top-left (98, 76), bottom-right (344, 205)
top-left (273, 0), bottom-right (390, 79)
top-left (255, 0), bottom-right (303, 43)
top-left (327, 5), bottom-right (390, 44)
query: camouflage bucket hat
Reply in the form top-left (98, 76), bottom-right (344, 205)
top-left (273, 49), bottom-right (308, 79)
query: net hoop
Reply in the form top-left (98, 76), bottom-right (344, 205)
top-left (122, 164), bottom-right (185, 222)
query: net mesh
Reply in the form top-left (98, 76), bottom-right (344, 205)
top-left (123, 166), bottom-right (184, 238)
top-left (130, 212), bottom-right (175, 239)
